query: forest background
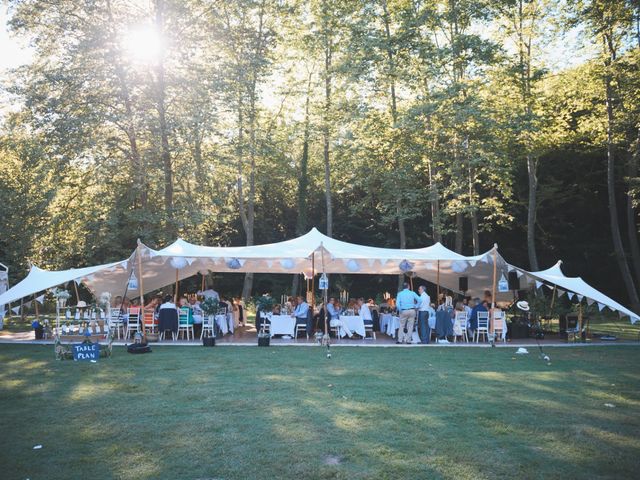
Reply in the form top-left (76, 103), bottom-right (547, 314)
top-left (0, 0), bottom-right (638, 311)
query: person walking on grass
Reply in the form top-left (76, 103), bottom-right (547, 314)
top-left (396, 283), bottom-right (420, 344)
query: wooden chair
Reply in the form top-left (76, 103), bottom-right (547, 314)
top-left (475, 311), bottom-right (490, 343)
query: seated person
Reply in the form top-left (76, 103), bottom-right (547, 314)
top-left (327, 298), bottom-right (353, 338)
top-left (358, 298), bottom-right (372, 327)
top-left (189, 296), bottom-right (203, 338)
top-left (292, 296), bottom-right (310, 335)
top-left (159, 295), bottom-right (177, 311)
top-left (326, 297), bottom-right (341, 320)
top-left (468, 298), bottom-right (488, 337)
top-left (272, 304), bottom-right (282, 315)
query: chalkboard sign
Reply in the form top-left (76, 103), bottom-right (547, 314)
top-left (73, 342), bottom-right (100, 361)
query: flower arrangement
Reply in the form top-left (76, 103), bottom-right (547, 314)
top-left (255, 294), bottom-right (276, 313)
top-left (97, 292), bottom-right (111, 309)
top-left (200, 297), bottom-right (220, 316)
top-left (51, 288), bottom-right (71, 300)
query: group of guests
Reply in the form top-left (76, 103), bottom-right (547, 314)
top-left (395, 283), bottom-right (495, 344)
top-left (111, 290), bottom-right (245, 338)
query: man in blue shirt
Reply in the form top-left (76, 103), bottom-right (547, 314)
top-left (326, 297), bottom-right (340, 320)
top-left (292, 296), bottom-right (310, 337)
top-left (396, 283), bottom-right (421, 344)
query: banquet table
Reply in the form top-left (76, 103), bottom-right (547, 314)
top-left (381, 314), bottom-right (400, 338)
top-left (268, 315), bottom-right (296, 337)
top-left (215, 314), bottom-right (234, 335)
top-left (338, 315), bottom-right (366, 338)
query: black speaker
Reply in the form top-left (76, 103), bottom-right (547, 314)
top-left (508, 271), bottom-right (519, 290)
top-left (459, 276), bottom-right (468, 292)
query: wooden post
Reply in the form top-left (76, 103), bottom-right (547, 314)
top-left (201, 272), bottom-right (206, 292)
top-left (490, 245), bottom-right (498, 333)
top-left (72, 279), bottom-right (80, 305)
top-left (136, 240), bottom-right (146, 339)
top-left (174, 269), bottom-right (179, 304)
top-left (33, 293), bottom-right (39, 320)
top-left (436, 260), bottom-right (441, 302)
top-left (311, 252), bottom-right (316, 311)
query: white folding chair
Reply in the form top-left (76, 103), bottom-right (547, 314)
top-left (126, 308), bottom-right (141, 339)
top-left (364, 320), bottom-right (376, 340)
top-left (109, 309), bottom-right (124, 339)
top-left (454, 311), bottom-right (468, 343)
top-left (475, 311), bottom-right (490, 343)
top-left (201, 314), bottom-right (215, 339)
top-left (177, 307), bottom-right (193, 340)
top-left (492, 310), bottom-right (506, 343)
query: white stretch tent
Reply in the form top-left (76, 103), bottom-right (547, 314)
top-left (0, 228), bottom-right (637, 323)
top-left (515, 262), bottom-right (640, 324)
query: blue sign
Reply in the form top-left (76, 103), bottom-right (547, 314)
top-left (73, 342), bottom-right (100, 361)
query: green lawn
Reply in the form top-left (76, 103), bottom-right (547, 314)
top-left (1, 345), bottom-right (639, 479)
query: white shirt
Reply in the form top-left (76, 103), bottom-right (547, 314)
top-left (359, 304), bottom-right (372, 321)
top-left (159, 302), bottom-right (177, 310)
top-left (418, 292), bottom-right (431, 311)
top-left (198, 289), bottom-right (219, 301)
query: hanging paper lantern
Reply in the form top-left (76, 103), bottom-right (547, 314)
top-left (280, 259), bottom-right (295, 269)
top-left (451, 261), bottom-right (468, 273)
top-left (399, 260), bottom-right (414, 273)
top-left (227, 258), bottom-right (242, 269)
top-left (346, 259), bottom-right (360, 272)
top-left (170, 257), bottom-right (188, 269)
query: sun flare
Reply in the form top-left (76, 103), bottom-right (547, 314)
top-left (123, 24), bottom-right (163, 63)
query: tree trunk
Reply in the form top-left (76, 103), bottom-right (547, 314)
top-left (296, 72), bottom-right (312, 236)
top-left (603, 35), bottom-right (640, 310)
top-left (105, 0), bottom-right (146, 209)
top-left (626, 129), bottom-right (640, 286)
top-left (428, 161), bottom-right (442, 242)
top-left (323, 23), bottom-right (333, 238)
top-left (527, 154), bottom-right (539, 270)
top-left (455, 212), bottom-right (463, 254)
top-left (154, 0), bottom-right (173, 228)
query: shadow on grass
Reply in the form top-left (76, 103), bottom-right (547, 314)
top-left (1, 345), bottom-right (640, 479)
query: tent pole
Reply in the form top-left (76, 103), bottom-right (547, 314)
top-left (201, 272), bottom-right (205, 292)
top-left (548, 285), bottom-right (557, 317)
top-left (72, 279), bottom-right (80, 305)
top-left (174, 269), bottom-right (179, 304)
top-left (33, 293), bottom-right (39, 320)
top-left (311, 252), bottom-right (316, 312)
top-left (136, 240), bottom-right (146, 340)
top-left (436, 260), bottom-right (440, 302)
top-left (490, 245), bottom-right (498, 333)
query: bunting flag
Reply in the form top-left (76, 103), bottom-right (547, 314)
top-left (557, 289), bottom-right (565, 297)
top-left (535, 280), bottom-right (543, 289)
top-left (186, 257), bottom-right (196, 266)
top-left (566, 292), bottom-right (574, 300)
top-left (35, 294), bottom-right (45, 304)
top-left (597, 302), bottom-right (605, 311)
top-left (121, 260), bottom-right (128, 270)
top-left (367, 259), bottom-right (376, 268)
top-left (577, 294), bottom-right (584, 302)
top-left (379, 259), bottom-right (388, 266)
top-left (73, 278), bottom-right (82, 285)
top-left (516, 270), bottom-right (523, 277)
top-left (544, 283), bottom-right (554, 289)
top-left (586, 298), bottom-right (594, 306)
top-left (11, 306), bottom-right (21, 314)
top-left (24, 301), bottom-right (32, 308)
top-left (469, 260), bottom-right (477, 267)
top-left (266, 260), bottom-right (274, 269)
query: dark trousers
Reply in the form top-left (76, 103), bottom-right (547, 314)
top-left (418, 310), bottom-right (431, 344)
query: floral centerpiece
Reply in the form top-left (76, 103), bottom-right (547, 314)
top-left (51, 288), bottom-right (71, 307)
top-left (200, 297), bottom-right (220, 316)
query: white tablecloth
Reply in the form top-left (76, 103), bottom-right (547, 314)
top-left (338, 315), bottom-right (365, 338)
top-left (269, 315), bottom-right (296, 337)
top-left (381, 314), bottom-right (400, 337)
top-left (215, 314), bottom-right (234, 335)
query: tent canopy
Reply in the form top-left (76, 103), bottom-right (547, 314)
top-left (0, 228), bottom-right (637, 323)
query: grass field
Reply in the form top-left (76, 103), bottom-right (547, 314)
top-left (1, 344), bottom-right (639, 479)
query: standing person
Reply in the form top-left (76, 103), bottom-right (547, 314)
top-left (417, 285), bottom-right (431, 344)
top-left (292, 296), bottom-right (310, 336)
top-left (396, 283), bottom-right (420, 344)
